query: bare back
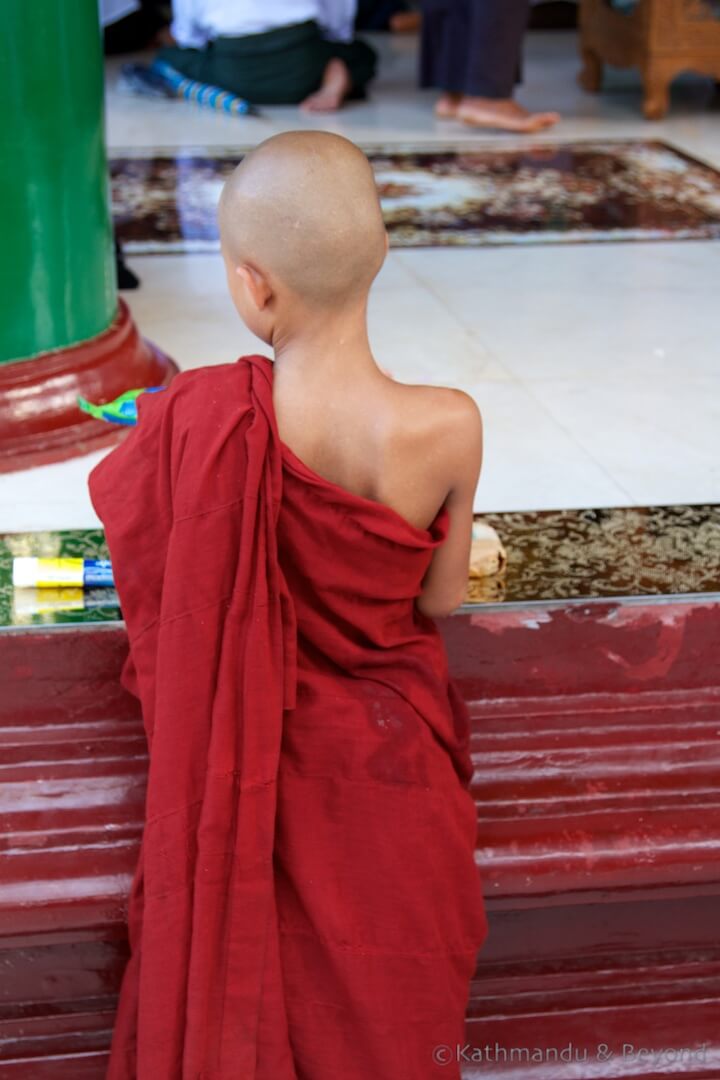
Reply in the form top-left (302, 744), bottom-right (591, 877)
top-left (272, 362), bottom-right (483, 617)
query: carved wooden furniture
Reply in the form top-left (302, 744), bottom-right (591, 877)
top-left (2, 595), bottom-right (720, 1076)
top-left (579, 0), bottom-right (720, 118)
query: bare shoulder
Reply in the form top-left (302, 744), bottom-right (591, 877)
top-left (401, 382), bottom-right (482, 448)
top-left (388, 381), bottom-right (483, 497)
top-left (432, 385), bottom-right (481, 432)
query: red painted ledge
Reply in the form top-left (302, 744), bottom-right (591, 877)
top-left (0, 301), bottom-right (178, 474)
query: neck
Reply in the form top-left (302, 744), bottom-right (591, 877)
top-left (271, 298), bottom-right (379, 383)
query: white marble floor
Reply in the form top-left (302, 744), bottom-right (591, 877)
top-left (3, 29), bottom-right (719, 531)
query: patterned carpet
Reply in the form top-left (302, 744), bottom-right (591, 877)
top-left (110, 140), bottom-right (720, 252)
top-left (3, 505), bottom-right (719, 627)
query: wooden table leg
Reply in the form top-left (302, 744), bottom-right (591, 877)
top-left (642, 58), bottom-right (675, 120)
top-left (578, 45), bottom-right (604, 92)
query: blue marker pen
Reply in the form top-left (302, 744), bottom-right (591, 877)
top-left (12, 558), bottom-right (114, 589)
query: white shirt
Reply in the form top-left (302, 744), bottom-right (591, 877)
top-left (99, 0), bottom-right (140, 26)
top-left (171, 0), bottom-right (357, 46)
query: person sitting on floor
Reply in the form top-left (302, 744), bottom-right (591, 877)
top-left (156, 0), bottom-right (378, 111)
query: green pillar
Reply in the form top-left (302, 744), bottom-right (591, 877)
top-left (1, 0), bottom-right (116, 364)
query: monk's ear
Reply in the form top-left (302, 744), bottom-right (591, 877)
top-left (237, 263), bottom-right (273, 310)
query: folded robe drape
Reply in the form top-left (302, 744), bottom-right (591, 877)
top-left (89, 358), bottom-right (298, 1078)
top-left (90, 354), bottom-right (488, 1080)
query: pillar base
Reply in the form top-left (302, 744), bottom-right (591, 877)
top-left (0, 301), bottom-right (178, 474)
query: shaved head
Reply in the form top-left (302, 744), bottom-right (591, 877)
top-left (218, 131), bottom-right (387, 309)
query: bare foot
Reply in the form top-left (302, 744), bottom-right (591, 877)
top-left (434, 92), bottom-right (462, 119)
top-left (300, 58), bottom-right (352, 112)
top-left (456, 97), bottom-right (560, 133)
top-left (389, 10), bottom-right (422, 32)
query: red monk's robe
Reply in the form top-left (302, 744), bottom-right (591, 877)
top-left (88, 354), bottom-right (488, 1080)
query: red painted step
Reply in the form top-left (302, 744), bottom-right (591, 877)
top-left (1, 597), bottom-right (719, 1077)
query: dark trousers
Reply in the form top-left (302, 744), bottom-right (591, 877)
top-left (157, 20), bottom-right (377, 105)
top-left (420, 0), bottom-right (530, 98)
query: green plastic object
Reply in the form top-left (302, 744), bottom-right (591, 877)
top-left (77, 386), bottom-right (166, 425)
top-left (1, 0), bottom-right (116, 364)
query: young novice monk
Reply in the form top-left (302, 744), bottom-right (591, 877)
top-left (89, 131), bottom-right (487, 1080)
